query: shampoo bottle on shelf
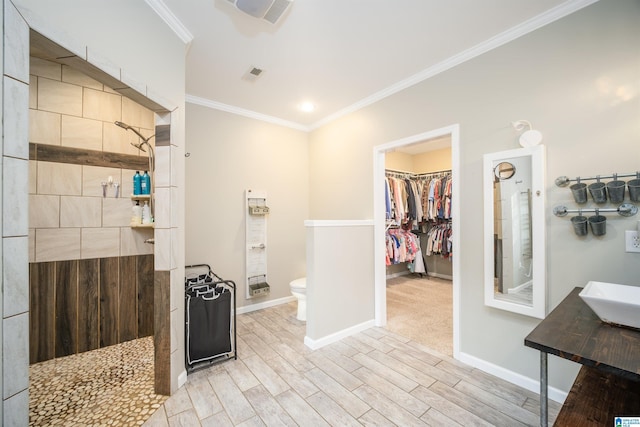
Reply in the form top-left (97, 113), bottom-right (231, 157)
top-left (141, 201), bottom-right (152, 225)
top-left (133, 171), bottom-right (142, 195)
top-left (131, 201), bottom-right (142, 225)
top-left (141, 171), bottom-right (151, 195)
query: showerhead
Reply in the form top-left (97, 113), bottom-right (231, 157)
top-left (114, 121), bottom-right (153, 152)
top-left (114, 121), bottom-right (131, 131)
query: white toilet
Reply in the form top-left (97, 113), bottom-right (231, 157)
top-left (289, 277), bottom-right (307, 321)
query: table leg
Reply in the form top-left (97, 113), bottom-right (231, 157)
top-left (540, 351), bottom-right (548, 427)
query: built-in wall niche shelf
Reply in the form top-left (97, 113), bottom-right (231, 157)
top-left (130, 222), bottom-right (154, 228)
top-left (130, 194), bottom-right (154, 228)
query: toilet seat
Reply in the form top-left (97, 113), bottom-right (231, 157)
top-left (290, 277), bottom-right (306, 292)
top-left (289, 277), bottom-right (307, 321)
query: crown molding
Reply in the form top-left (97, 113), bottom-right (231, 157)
top-left (145, 0), bottom-right (194, 45)
top-left (186, 95), bottom-right (311, 132)
top-left (309, 0), bottom-right (599, 130)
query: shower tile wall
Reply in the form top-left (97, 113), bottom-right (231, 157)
top-left (3, 1), bottom-right (30, 423)
top-left (29, 56), bottom-right (155, 262)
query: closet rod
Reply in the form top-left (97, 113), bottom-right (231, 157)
top-left (385, 168), bottom-right (451, 177)
top-left (553, 203), bottom-right (638, 217)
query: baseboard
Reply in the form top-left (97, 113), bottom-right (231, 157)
top-left (236, 295), bottom-right (296, 315)
top-left (304, 319), bottom-right (376, 350)
top-left (427, 272), bottom-right (453, 280)
top-left (385, 271), bottom-right (453, 281)
top-left (458, 352), bottom-right (568, 403)
top-left (385, 270), bottom-right (411, 280)
top-left (177, 370), bottom-right (188, 388)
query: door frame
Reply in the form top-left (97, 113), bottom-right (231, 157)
top-left (373, 124), bottom-right (461, 359)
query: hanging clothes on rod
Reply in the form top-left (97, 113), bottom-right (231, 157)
top-left (385, 169), bottom-right (452, 226)
top-left (424, 222), bottom-right (453, 259)
top-left (385, 228), bottom-right (426, 273)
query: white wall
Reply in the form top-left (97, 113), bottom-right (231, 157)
top-left (305, 221), bottom-right (375, 345)
top-left (185, 105), bottom-right (309, 309)
top-left (308, 0), bottom-right (640, 393)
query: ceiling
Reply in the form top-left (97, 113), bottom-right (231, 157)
top-left (154, 0), bottom-right (592, 130)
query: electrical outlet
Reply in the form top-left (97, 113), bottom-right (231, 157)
top-left (625, 230), bottom-right (640, 253)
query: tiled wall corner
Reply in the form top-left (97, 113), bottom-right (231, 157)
top-left (4, 1), bottom-right (29, 84)
top-left (154, 228), bottom-right (171, 271)
top-left (2, 313), bottom-right (29, 399)
top-left (2, 389), bottom-right (28, 427)
top-left (154, 187), bottom-right (170, 229)
top-left (3, 76), bottom-right (29, 159)
top-left (154, 146), bottom-right (170, 188)
top-left (2, 157), bottom-right (28, 237)
top-left (2, 237), bottom-right (29, 317)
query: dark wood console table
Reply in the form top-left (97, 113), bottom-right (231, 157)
top-left (524, 287), bottom-right (640, 426)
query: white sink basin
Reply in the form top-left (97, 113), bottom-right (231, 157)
top-left (579, 281), bottom-right (640, 329)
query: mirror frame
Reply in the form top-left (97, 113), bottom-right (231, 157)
top-left (483, 145), bottom-right (546, 319)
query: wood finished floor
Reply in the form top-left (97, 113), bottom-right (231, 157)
top-left (144, 301), bottom-right (560, 426)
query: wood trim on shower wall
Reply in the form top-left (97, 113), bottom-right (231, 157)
top-left (155, 125), bottom-right (171, 146)
top-left (29, 254), bottom-right (154, 364)
top-left (29, 143), bottom-right (149, 170)
top-left (154, 270), bottom-right (171, 395)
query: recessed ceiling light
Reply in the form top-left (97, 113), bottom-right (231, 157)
top-left (299, 101), bottom-right (315, 113)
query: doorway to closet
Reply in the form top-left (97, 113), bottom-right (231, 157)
top-left (374, 124), bottom-right (460, 359)
top-left (384, 135), bottom-right (453, 356)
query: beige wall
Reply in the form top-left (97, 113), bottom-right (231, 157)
top-left (29, 57), bottom-right (155, 262)
top-left (385, 151), bottom-right (413, 172)
top-left (308, 0), bottom-right (640, 393)
top-left (386, 147), bottom-right (452, 173)
top-left (413, 147), bottom-right (451, 173)
top-left (185, 105), bottom-right (309, 308)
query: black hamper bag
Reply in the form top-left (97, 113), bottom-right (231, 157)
top-left (186, 287), bottom-right (232, 365)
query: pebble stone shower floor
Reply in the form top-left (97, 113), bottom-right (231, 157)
top-left (29, 336), bottom-right (166, 426)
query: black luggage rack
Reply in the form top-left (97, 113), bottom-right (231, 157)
top-left (185, 264), bottom-right (237, 373)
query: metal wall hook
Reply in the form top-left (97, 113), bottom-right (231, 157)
top-left (553, 203), bottom-right (638, 217)
top-left (555, 171), bottom-right (640, 187)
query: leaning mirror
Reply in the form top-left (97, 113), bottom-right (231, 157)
top-left (483, 145), bottom-right (546, 319)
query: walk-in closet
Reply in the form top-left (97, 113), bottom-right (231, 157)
top-left (384, 135), bottom-right (453, 356)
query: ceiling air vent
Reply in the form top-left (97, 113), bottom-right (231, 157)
top-left (227, 0), bottom-right (293, 24)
